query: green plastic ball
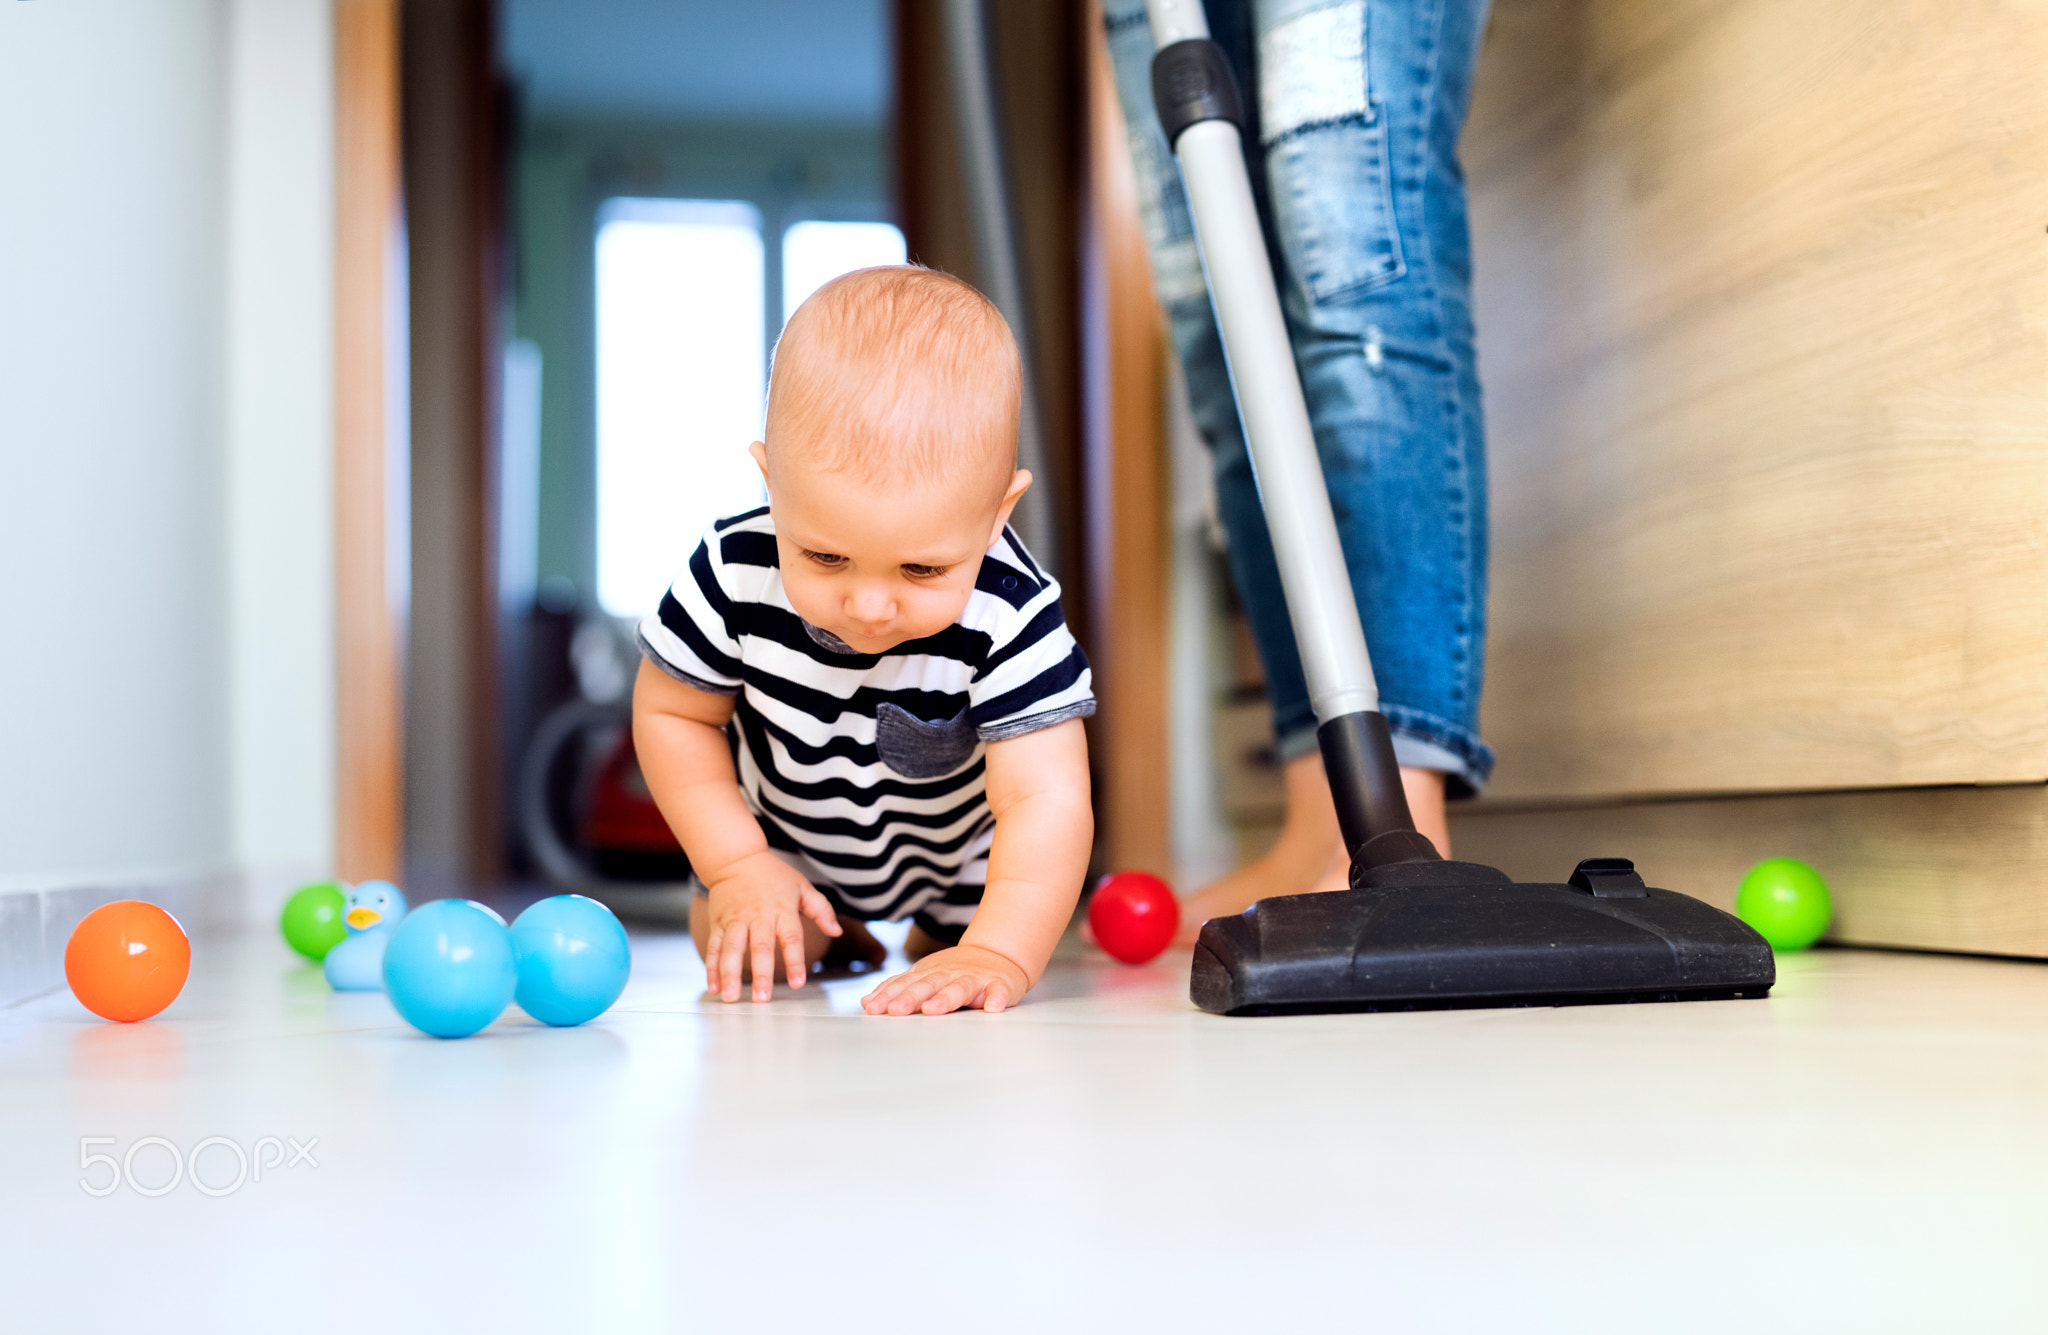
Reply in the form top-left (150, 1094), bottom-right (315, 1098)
top-left (281, 881), bottom-right (350, 961)
top-left (1736, 858), bottom-right (1832, 951)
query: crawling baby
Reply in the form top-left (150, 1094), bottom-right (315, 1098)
top-left (633, 265), bottom-right (1095, 1016)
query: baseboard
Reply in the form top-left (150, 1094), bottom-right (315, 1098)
top-left (0, 869), bottom-right (243, 1010)
top-left (1450, 783), bottom-right (2048, 959)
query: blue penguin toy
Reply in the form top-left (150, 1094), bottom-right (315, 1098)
top-left (323, 880), bottom-right (409, 991)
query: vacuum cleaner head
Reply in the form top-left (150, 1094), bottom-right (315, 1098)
top-left (1190, 856), bottom-right (1775, 1016)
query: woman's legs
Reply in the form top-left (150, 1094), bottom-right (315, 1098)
top-left (1256, 0), bottom-right (1494, 791)
top-left (1103, 0), bottom-right (1491, 923)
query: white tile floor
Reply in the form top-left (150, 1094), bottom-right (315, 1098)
top-left (4, 925), bottom-right (2047, 1333)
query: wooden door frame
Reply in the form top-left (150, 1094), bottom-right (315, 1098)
top-left (1080, 0), bottom-right (1173, 877)
top-left (334, 0), bottom-right (404, 882)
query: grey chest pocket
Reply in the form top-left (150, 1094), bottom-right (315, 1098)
top-left (874, 703), bottom-right (979, 779)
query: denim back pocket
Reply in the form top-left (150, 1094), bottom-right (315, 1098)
top-left (1259, 1), bottom-right (1405, 304)
top-left (874, 703), bottom-right (980, 780)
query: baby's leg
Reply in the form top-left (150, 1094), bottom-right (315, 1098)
top-left (688, 895), bottom-right (887, 984)
top-left (904, 870), bottom-right (982, 963)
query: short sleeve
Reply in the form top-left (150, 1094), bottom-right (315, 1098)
top-left (965, 556), bottom-right (1096, 742)
top-left (636, 526), bottom-right (744, 696)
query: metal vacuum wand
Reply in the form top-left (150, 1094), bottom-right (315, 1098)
top-left (1142, 0), bottom-right (1437, 867)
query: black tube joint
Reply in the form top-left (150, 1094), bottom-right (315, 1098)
top-left (1150, 39), bottom-right (1243, 147)
top-left (1317, 711), bottom-right (1441, 868)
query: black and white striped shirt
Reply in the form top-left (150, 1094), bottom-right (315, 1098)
top-left (637, 507), bottom-right (1094, 936)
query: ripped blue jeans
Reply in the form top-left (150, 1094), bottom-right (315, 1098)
top-left (1104, 0), bottom-right (1495, 793)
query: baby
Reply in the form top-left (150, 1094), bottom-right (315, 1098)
top-left (633, 265), bottom-right (1095, 1016)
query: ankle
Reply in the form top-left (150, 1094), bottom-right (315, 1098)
top-left (1399, 767), bottom-right (1450, 858)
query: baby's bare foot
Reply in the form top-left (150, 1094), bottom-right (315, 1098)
top-left (812, 918), bottom-right (889, 978)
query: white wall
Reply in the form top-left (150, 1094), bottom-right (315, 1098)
top-left (225, 0), bottom-right (337, 899)
top-left (0, 0), bottom-right (335, 909)
top-left (0, 0), bottom-right (229, 891)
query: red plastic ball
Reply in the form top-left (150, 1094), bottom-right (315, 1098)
top-left (65, 900), bottom-right (191, 1022)
top-left (1088, 872), bottom-right (1181, 965)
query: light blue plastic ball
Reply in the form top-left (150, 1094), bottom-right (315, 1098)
top-left (511, 895), bottom-right (631, 1027)
top-left (382, 900), bottom-right (515, 1039)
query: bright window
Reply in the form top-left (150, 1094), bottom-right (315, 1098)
top-left (781, 219), bottom-right (907, 322)
top-left (595, 198), bottom-right (766, 618)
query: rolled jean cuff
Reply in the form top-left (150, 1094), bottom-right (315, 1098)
top-left (1275, 705), bottom-right (1496, 800)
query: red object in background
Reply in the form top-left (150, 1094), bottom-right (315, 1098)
top-left (1088, 872), bottom-right (1181, 965)
top-left (581, 729), bottom-right (684, 853)
top-left (65, 901), bottom-right (191, 1022)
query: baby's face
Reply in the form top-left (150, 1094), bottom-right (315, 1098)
top-left (753, 443), bottom-right (1027, 655)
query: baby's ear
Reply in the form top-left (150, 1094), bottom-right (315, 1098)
top-left (749, 441), bottom-right (770, 485)
top-left (992, 469), bottom-right (1032, 540)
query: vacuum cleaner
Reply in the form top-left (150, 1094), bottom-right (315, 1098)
top-left (1139, 0), bottom-right (1776, 1015)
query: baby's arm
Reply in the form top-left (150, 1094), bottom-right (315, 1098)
top-left (632, 660), bottom-right (841, 1001)
top-left (861, 718), bottom-right (1093, 1016)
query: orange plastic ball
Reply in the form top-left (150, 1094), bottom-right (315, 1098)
top-left (65, 901), bottom-right (191, 1022)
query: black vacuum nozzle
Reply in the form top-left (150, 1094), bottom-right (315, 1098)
top-left (1190, 856), bottom-right (1776, 1016)
top-left (1194, 710), bottom-right (1776, 1015)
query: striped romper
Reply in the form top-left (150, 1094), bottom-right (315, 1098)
top-left (636, 507), bottom-right (1095, 942)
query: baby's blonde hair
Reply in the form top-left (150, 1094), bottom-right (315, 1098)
top-left (765, 265), bottom-right (1020, 490)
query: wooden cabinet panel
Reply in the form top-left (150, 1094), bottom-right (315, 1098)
top-left (1452, 783), bottom-right (2048, 960)
top-left (1467, 0), bottom-right (2048, 799)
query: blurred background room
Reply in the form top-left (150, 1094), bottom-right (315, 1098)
top-left (4, 0), bottom-right (2046, 1003)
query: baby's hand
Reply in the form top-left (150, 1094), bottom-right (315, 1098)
top-left (860, 944), bottom-right (1030, 1016)
top-left (702, 851), bottom-right (841, 1003)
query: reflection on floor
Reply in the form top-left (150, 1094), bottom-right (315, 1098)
top-left (4, 926), bottom-right (2047, 1332)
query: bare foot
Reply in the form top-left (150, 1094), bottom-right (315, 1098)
top-left (1303, 767), bottom-right (1451, 895)
top-left (813, 919), bottom-right (889, 978)
top-left (1172, 752), bottom-right (1343, 944)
